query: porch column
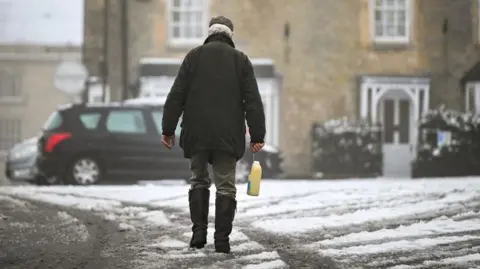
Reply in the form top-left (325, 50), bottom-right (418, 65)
top-left (263, 86), bottom-right (272, 145)
top-left (360, 84), bottom-right (369, 120)
top-left (272, 87), bottom-right (280, 147)
top-left (423, 86), bottom-right (430, 114)
top-left (475, 83), bottom-right (480, 113)
top-left (412, 87), bottom-right (419, 122)
top-left (371, 86), bottom-right (387, 123)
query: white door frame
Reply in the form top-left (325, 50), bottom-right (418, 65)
top-left (359, 76), bottom-right (430, 175)
top-left (360, 76), bottom-right (430, 128)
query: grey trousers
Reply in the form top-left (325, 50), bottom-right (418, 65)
top-left (189, 150), bottom-right (237, 199)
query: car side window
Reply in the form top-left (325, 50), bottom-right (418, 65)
top-left (43, 111), bottom-right (62, 131)
top-left (106, 110), bottom-right (147, 134)
top-left (151, 110), bottom-right (181, 136)
top-left (79, 113), bottom-right (101, 130)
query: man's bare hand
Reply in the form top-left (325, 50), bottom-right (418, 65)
top-left (162, 135), bottom-right (175, 149)
top-left (250, 142), bottom-right (264, 153)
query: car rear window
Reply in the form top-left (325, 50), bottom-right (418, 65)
top-left (152, 110), bottom-right (181, 136)
top-left (106, 110), bottom-right (147, 134)
top-left (79, 113), bottom-right (101, 130)
top-left (43, 111), bottom-right (62, 131)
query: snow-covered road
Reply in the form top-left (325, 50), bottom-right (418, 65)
top-left (1, 178), bottom-right (480, 269)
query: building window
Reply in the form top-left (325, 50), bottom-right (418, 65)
top-left (0, 70), bottom-right (21, 101)
top-left (371, 0), bottom-right (410, 44)
top-left (167, 0), bottom-right (208, 46)
top-left (465, 82), bottom-right (480, 114)
top-left (0, 118), bottom-right (21, 152)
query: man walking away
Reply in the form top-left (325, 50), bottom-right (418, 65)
top-left (161, 16), bottom-right (266, 254)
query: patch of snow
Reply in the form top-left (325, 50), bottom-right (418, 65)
top-left (103, 213), bottom-right (116, 221)
top-left (242, 259), bottom-right (288, 269)
top-left (238, 251), bottom-right (280, 261)
top-left (451, 210), bottom-right (480, 220)
top-left (8, 221), bottom-right (34, 229)
top-left (152, 196), bottom-right (189, 209)
top-left (308, 216), bottom-right (480, 248)
top-left (5, 184), bottom-right (189, 204)
top-left (319, 235), bottom-right (480, 256)
top-left (2, 190), bottom-right (122, 212)
top-left (136, 210), bottom-right (171, 226)
top-left (118, 223), bottom-right (135, 232)
top-left (163, 251), bottom-right (207, 259)
top-left (388, 265), bottom-right (417, 269)
top-left (388, 253), bottom-right (480, 269)
top-left (251, 190), bottom-right (478, 234)
top-left (68, 224), bottom-right (90, 242)
top-left (57, 211), bottom-right (79, 225)
top-left (434, 253), bottom-right (480, 264)
top-left (138, 180), bottom-right (187, 186)
top-left (121, 206), bottom-right (148, 215)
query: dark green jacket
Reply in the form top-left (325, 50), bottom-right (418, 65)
top-left (162, 33), bottom-right (266, 160)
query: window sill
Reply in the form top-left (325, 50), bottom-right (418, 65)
top-left (0, 97), bottom-right (24, 105)
top-left (371, 39), bottom-right (412, 51)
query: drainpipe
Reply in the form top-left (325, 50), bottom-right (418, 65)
top-left (442, 18), bottom-right (449, 84)
top-left (102, 0), bottom-right (110, 103)
top-left (81, 0), bottom-right (88, 103)
top-left (120, 0), bottom-right (129, 100)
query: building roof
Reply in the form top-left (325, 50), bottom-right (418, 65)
top-left (0, 0), bottom-right (84, 46)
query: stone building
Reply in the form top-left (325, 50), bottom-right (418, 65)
top-left (0, 0), bottom-right (83, 182)
top-left (84, 0), bottom-right (480, 178)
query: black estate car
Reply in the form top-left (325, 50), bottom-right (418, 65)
top-left (36, 102), bottom-right (189, 185)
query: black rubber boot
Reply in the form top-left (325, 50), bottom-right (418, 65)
top-left (214, 195), bottom-right (237, 254)
top-left (189, 188), bottom-right (210, 249)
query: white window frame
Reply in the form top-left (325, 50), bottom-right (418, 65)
top-left (465, 82), bottom-right (480, 114)
top-left (0, 70), bottom-right (22, 103)
top-left (370, 0), bottom-right (411, 44)
top-left (0, 118), bottom-right (22, 154)
top-left (166, 0), bottom-right (209, 47)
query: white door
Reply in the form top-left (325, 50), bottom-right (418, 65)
top-left (380, 98), bottom-right (413, 178)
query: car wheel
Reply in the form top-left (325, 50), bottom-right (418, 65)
top-left (236, 160), bottom-right (250, 184)
top-left (67, 157), bottom-right (103, 185)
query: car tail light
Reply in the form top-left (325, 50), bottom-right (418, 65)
top-left (44, 132), bottom-right (71, 153)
